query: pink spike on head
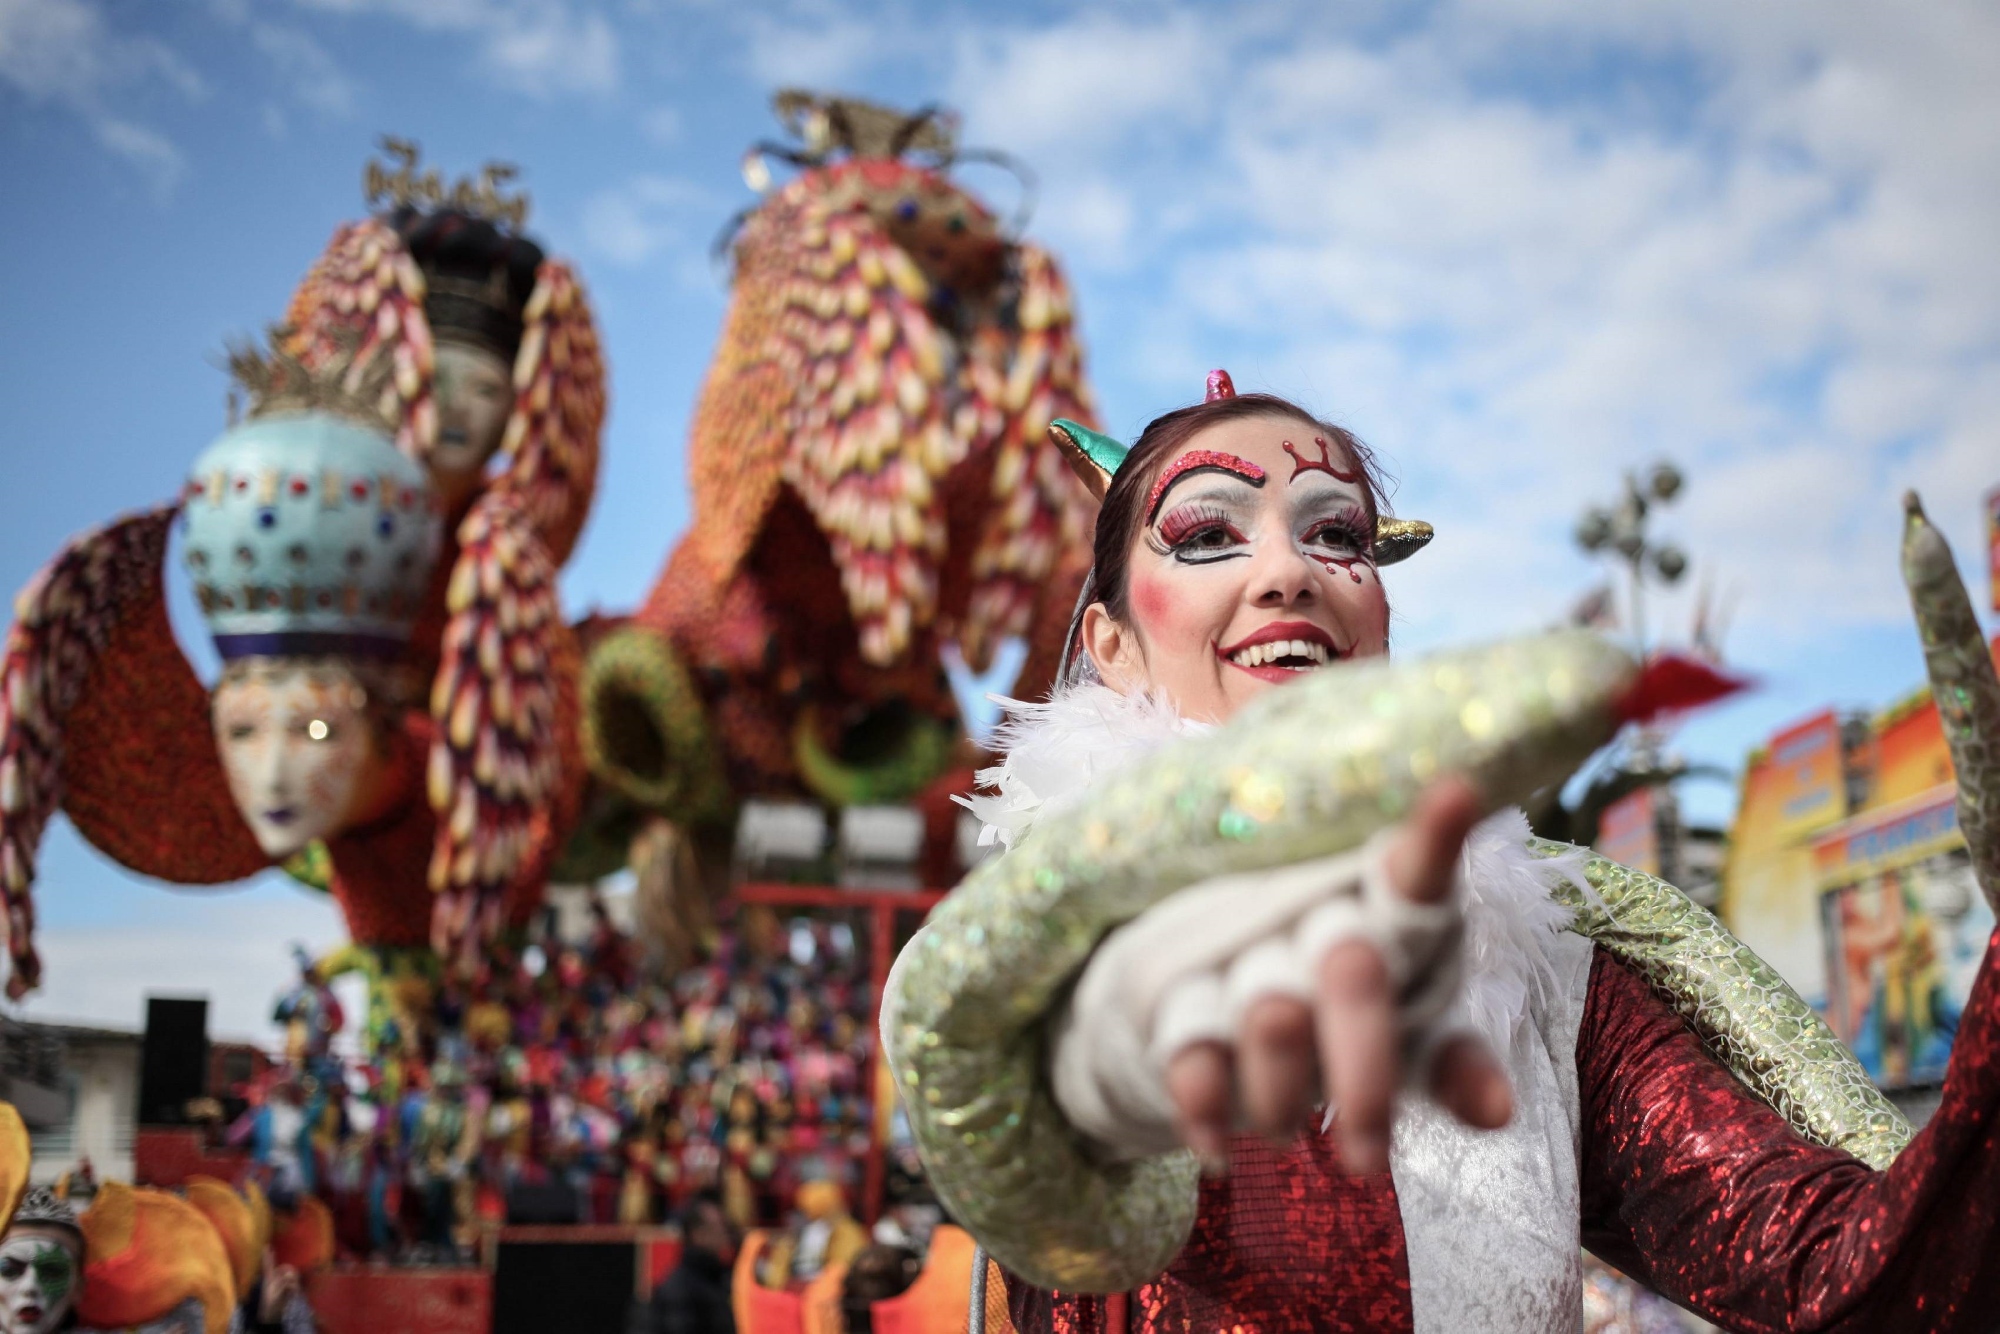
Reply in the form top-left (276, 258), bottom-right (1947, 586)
top-left (1205, 369), bottom-right (1236, 403)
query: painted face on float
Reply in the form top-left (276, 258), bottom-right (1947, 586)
top-left (429, 338), bottom-right (512, 510)
top-left (0, 1226), bottom-right (82, 1334)
top-left (1084, 414), bottom-right (1391, 725)
top-left (211, 658), bottom-right (380, 859)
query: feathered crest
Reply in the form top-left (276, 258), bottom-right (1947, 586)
top-left (364, 135), bottom-right (530, 230)
top-left (223, 326), bottom-right (397, 437)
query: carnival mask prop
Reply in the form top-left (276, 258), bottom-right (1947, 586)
top-left (0, 1191), bottom-right (84, 1334)
top-left (429, 341), bottom-right (511, 506)
top-left (210, 660), bottom-right (377, 858)
top-left (381, 159), bottom-right (546, 511)
top-left (182, 402), bottom-right (441, 861)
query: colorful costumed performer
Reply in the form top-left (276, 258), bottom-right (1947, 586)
top-left (886, 374), bottom-right (2000, 1331)
top-left (0, 1190), bottom-right (85, 1334)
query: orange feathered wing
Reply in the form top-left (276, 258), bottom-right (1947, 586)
top-left (679, 190), bottom-right (967, 666)
top-left (0, 507), bottom-right (262, 997)
top-left (284, 217), bottom-right (437, 463)
top-left (669, 188), bottom-right (1095, 682)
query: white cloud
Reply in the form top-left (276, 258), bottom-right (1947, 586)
top-left (245, 17), bottom-right (356, 115)
top-left (638, 103), bottom-right (682, 145)
top-left (739, 11), bottom-right (879, 88)
top-left (580, 171), bottom-right (716, 266)
top-left (942, 1), bottom-right (2000, 665)
top-left (0, 0), bottom-right (205, 191)
top-left (292, 0), bottom-right (618, 97)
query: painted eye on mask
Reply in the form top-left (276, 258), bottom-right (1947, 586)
top-left (0, 1256), bottom-right (25, 1279)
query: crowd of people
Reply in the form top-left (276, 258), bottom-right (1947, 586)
top-left (232, 894), bottom-right (890, 1263)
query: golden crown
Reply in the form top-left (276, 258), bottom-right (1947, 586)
top-left (363, 136), bottom-right (530, 230)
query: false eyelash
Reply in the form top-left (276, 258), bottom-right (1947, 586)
top-left (1303, 509), bottom-right (1372, 552)
top-left (1155, 504), bottom-right (1243, 550)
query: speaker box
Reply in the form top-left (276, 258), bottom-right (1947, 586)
top-left (138, 996), bottom-right (209, 1126)
top-left (493, 1239), bottom-right (635, 1334)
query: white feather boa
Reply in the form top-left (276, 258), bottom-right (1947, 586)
top-left (959, 681), bottom-right (1591, 1047)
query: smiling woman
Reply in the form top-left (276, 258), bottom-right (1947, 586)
top-left (887, 371), bottom-right (2000, 1334)
top-left (1075, 398), bottom-right (1395, 723)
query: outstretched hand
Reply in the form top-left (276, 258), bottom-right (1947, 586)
top-left (1162, 777), bottom-right (1513, 1172)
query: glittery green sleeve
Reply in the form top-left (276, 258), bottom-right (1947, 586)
top-left (886, 631), bottom-right (1641, 1291)
top-left (1540, 842), bottom-right (1913, 1169)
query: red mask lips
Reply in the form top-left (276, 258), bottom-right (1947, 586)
top-left (1217, 621), bottom-right (1345, 682)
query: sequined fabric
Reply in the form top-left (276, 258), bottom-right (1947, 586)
top-left (1581, 936), bottom-right (2000, 1330)
top-left (1548, 847), bottom-right (1912, 1168)
top-left (1011, 1133), bottom-right (1413, 1334)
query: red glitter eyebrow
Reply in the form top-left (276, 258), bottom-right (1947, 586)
top-left (1283, 436), bottom-right (1363, 484)
top-left (1146, 451), bottom-right (1267, 521)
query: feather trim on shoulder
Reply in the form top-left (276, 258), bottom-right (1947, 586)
top-left (956, 682), bottom-right (1200, 850)
top-left (1457, 808), bottom-right (1591, 1043)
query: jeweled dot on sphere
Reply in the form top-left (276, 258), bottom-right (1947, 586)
top-left (307, 719), bottom-right (329, 740)
top-left (256, 508), bottom-right (277, 529)
top-left (377, 516), bottom-right (395, 538)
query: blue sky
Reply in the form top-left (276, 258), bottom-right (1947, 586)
top-left (4, 0), bottom-right (1998, 1037)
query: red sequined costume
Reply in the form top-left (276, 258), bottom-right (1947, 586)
top-left (1008, 940), bottom-right (2000, 1333)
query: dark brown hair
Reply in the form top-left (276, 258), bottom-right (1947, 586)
top-left (1089, 393), bottom-right (1390, 624)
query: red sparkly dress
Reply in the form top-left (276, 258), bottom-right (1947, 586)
top-left (1006, 939), bottom-right (2000, 1333)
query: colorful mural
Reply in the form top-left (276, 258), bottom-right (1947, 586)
top-left (1724, 638), bottom-right (2000, 1088)
top-left (1816, 788), bottom-right (1991, 1087)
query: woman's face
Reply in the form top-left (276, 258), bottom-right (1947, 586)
top-left (212, 659), bottom-right (379, 858)
top-left (1082, 414), bottom-right (1391, 724)
top-left (431, 338), bottom-right (514, 511)
top-left (0, 1227), bottom-right (81, 1334)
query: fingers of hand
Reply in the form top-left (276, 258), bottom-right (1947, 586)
top-left (1237, 995), bottom-right (1318, 1140)
top-left (1315, 939), bottom-right (1397, 1174)
top-left (1383, 777), bottom-right (1483, 905)
top-left (1164, 1041), bottom-right (1234, 1164)
top-left (1426, 1032), bottom-right (1513, 1130)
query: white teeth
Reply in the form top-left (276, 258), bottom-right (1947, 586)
top-left (1228, 638), bottom-right (1334, 669)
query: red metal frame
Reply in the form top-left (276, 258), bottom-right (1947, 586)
top-left (733, 882), bottom-right (944, 1223)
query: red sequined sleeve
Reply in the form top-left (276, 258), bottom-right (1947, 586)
top-left (1578, 933), bottom-right (2000, 1332)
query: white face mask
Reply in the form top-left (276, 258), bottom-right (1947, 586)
top-left (0, 1230), bottom-right (82, 1334)
top-left (431, 338), bottom-right (514, 509)
top-left (211, 659), bottom-right (378, 858)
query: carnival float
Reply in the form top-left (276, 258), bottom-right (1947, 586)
top-left (0, 90), bottom-right (1111, 1331)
